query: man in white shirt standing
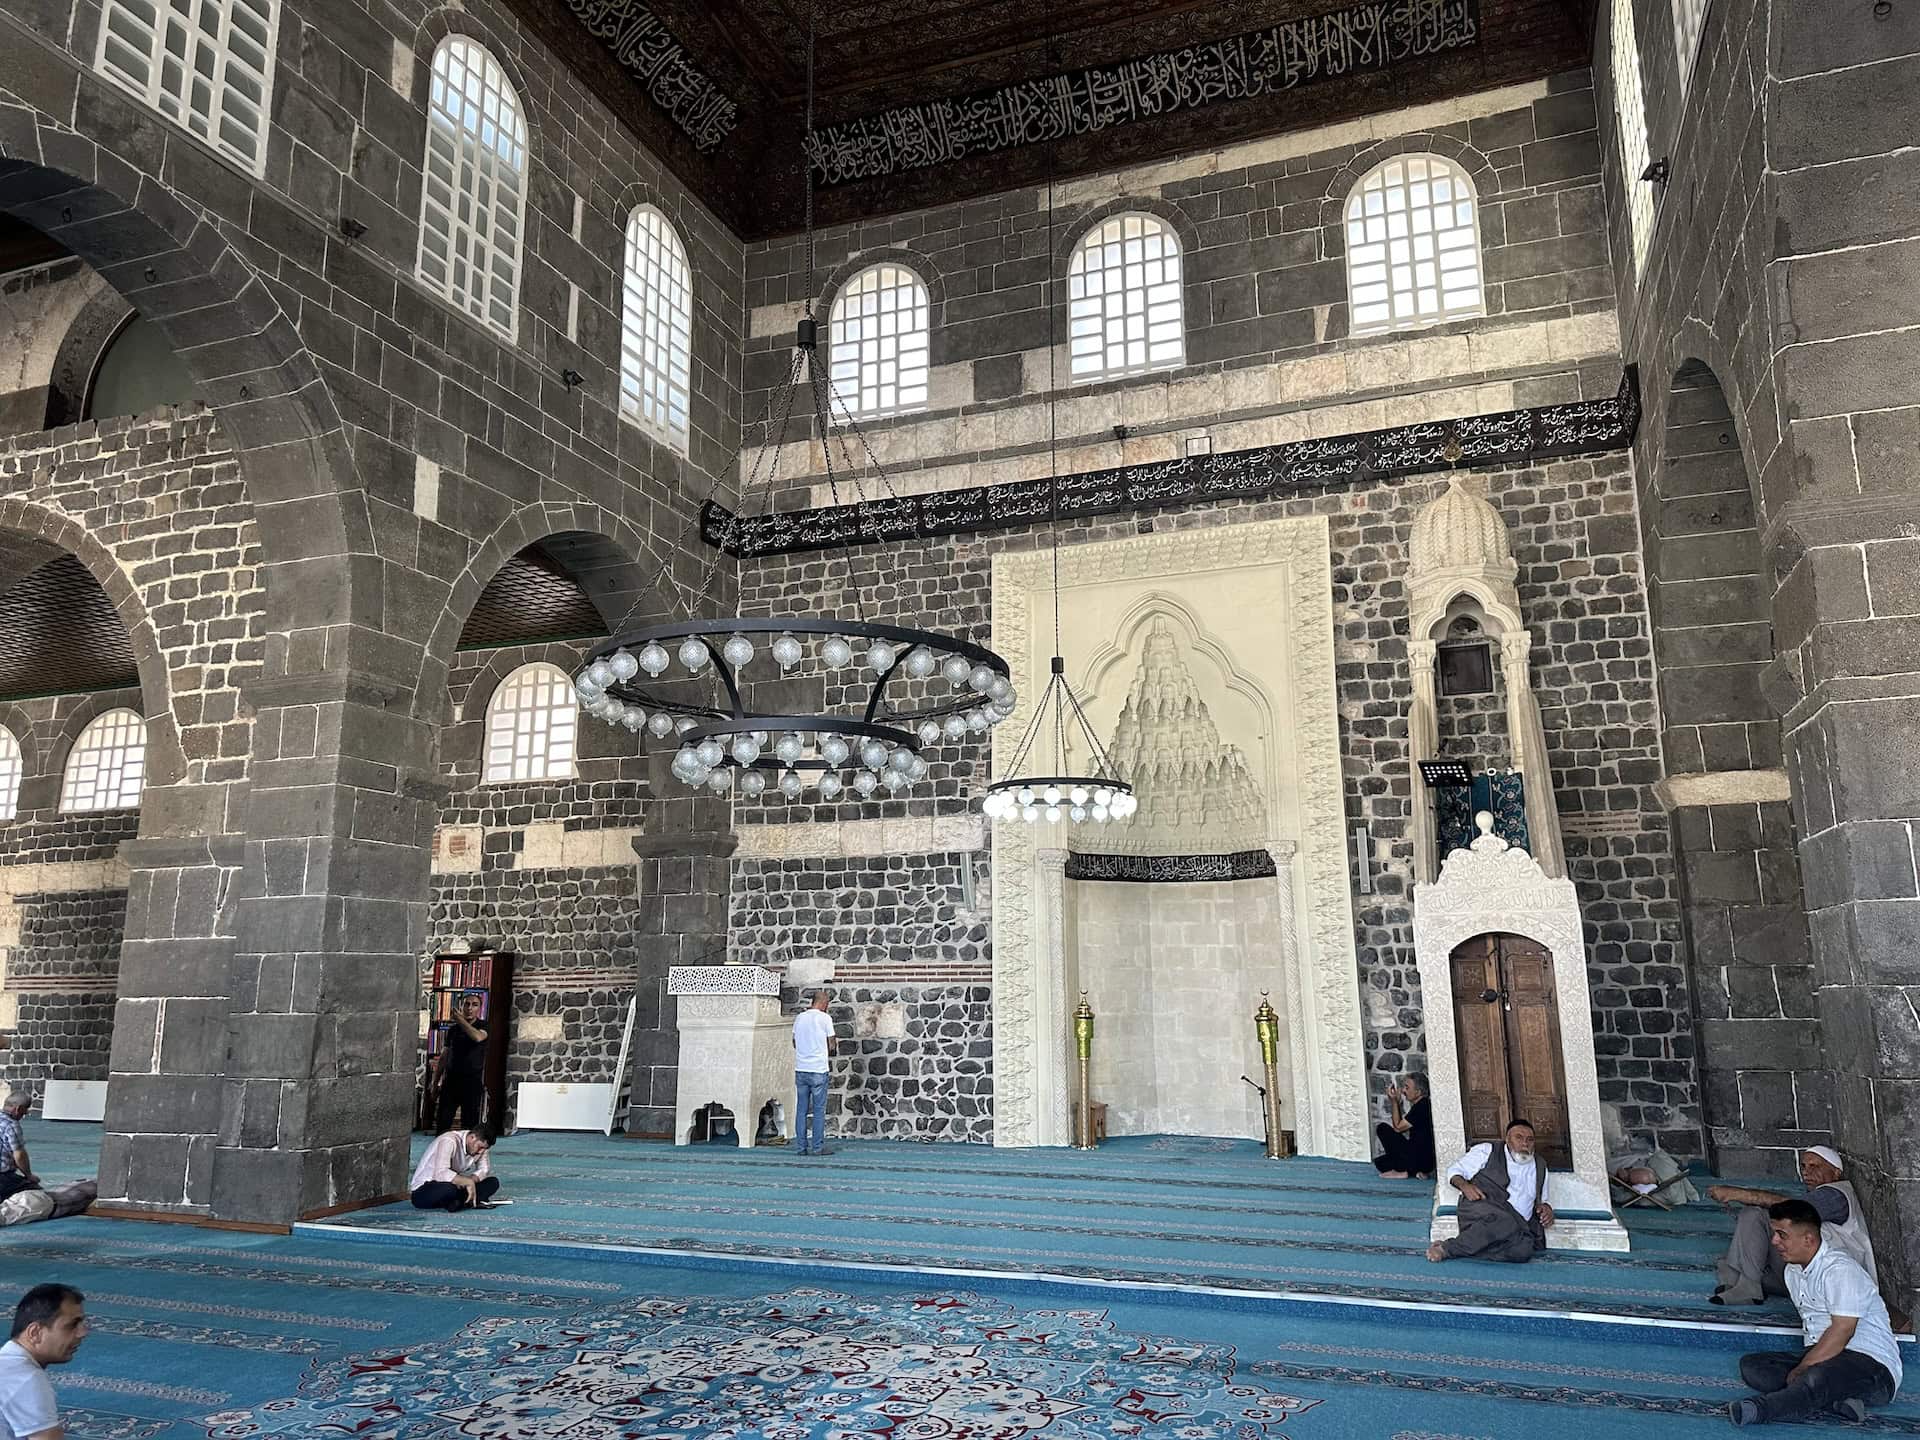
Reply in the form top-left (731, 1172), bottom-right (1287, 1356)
top-left (408, 1129), bottom-right (498, 1211)
top-left (1425, 1117), bottom-right (1555, 1264)
top-left (792, 987), bottom-right (837, 1157)
top-left (1729, 1198), bottom-right (1902, 1425)
top-left (0, 1283), bottom-right (89, 1440)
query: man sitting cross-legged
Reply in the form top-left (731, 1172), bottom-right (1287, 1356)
top-left (1729, 1199), bottom-right (1902, 1426)
top-left (409, 1128), bottom-right (500, 1213)
top-left (1426, 1118), bottom-right (1555, 1264)
top-left (1373, 1072), bottom-right (1435, 1179)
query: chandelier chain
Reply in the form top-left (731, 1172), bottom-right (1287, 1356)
top-left (802, 0), bottom-right (818, 318)
top-left (687, 344), bottom-right (807, 613)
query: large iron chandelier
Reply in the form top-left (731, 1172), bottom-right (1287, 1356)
top-left (571, 20), bottom-right (1014, 799)
top-left (983, 153), bottom-right (1134, 829)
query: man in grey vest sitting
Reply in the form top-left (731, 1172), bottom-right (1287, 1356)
top-left (1708, 1146), bottom-right (1875, 1307)
top-left (1426, 1117), bottom-right (1554, 1264)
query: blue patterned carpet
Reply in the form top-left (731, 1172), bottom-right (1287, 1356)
top-left (299, 1129), bottom-right (1804, 1328)
top-left (10, 1123), bottom-right (1916, 1437)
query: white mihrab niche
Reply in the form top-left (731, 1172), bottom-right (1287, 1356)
top-left (991, 515), bottom-right (1369, 1158)
top-left (666, 965), bottom-right (791, 1147)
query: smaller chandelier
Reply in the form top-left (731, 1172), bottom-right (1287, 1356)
top-left (576, 618), bottom-right (1014, 801)
top-left (985, 657), bottom-right (1135, 826)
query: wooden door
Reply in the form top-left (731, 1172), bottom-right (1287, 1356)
top-left (1448, 933), bottom-right (1571, 1167)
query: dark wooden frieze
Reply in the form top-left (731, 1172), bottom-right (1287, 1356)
top-left (701, 366), bottom-right (1641, 558)
top-left (804, 0), bottom-right (1480, 187)
top-left (557, 0), bottom-right (741, 149)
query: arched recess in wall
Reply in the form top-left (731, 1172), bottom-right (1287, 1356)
top-left (438, 539), bottom-right (615, 777)
top-left (429, 517), bottom-right (678, 803)
top-left (423, 505), bottom-right (679, 706)
top-left (0, 514), bottom-right (181, 788)
top-left (0, 118), bottom-right (356, 656)
top-left (1650, 358), bottom-right (1815, 1177)
top-left (83, 313), bottom-right (200, 421)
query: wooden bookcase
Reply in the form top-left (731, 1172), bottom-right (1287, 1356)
top-left (418, 950), bottom-right (514, 1134)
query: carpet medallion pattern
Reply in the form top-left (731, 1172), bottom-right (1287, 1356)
top-left (203, 1288), bottom-right (1322, 1439)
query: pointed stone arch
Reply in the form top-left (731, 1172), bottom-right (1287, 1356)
top-left (0, 92), bottom-right (358, 653)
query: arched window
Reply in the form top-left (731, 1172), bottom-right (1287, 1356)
top-left (620, 206), bottom-right (694, 447)
top-left (1672, 0), bottom-right (1709, 100)
top-left (418, 36), bottom-right (528, 339)
top-left (86, 316), bottom-right (199, 421)
top-left (60, 709), bottom-right (146, 813)
top-left (1068, 213), bottom-right (1185, 382)
top-left (96, 0), bottom-right (280, 175)
top-left (0, 727), bottom-right (20, 823)
top-left (1611, 0), bottom-right (1655, 272)
top-left (829, 264), bottom-right (930, 418)
top-left (483, 663), bottom-right (577, 783)
top-left (1344, 155), bottom-right (1485, 335)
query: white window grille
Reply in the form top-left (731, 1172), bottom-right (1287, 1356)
top-left (1672, 0), bottom-right (1709, 99)
top-left (0, 727), bottom-right (20, 823)
top-left (1612, 0), bottom-right (1656, 273)
top-left (95, 0), bottom-right (280, 175)
top-left (828, 264), bottom-right (930, 418)
top-left (1068, 213), bottom-right (1185, 382)
top-left (483, 663), bottom-right (578, 784)
top-left (418, 36), bottom-right (528, 339)
top-left (1345, 155), bottom-right (1485, 334)
top-left (60, 709), bottom-right (146, 813)
top-left (620, 206), bottom-right (694, 447)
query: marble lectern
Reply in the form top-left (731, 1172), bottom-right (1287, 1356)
top-left (666, 965), bottom-right (791, 1148)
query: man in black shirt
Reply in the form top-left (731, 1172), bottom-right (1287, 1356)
top-left (1374, 1072), bottom-right (1435, 1178)
top-left (435, 991), bottom-right (489, 1133)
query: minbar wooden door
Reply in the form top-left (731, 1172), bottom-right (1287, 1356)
top-left (1448, 933), bottom-right (1570, 1167)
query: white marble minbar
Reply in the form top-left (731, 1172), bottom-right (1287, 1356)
top-left (667, 966), bottom-right (791, 1147)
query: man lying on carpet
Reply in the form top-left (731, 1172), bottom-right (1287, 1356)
top-left (1707, 1146), bottom-right (1874, 1307)
top-left (1426, 1118), bottom-right (1554, 1264)
top-left (1373, 1072), bottom-right (1435, 1178)
top-left (409, 1128), bottom-right (500, 1212)
top-left (1728, 1199), bottom-right (1902, 1426)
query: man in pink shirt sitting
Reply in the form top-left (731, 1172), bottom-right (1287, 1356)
top-left (410, 1129), bottom-right (499, 1212)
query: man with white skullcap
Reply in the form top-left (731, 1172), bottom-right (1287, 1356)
top-left (1708, 1146), bottom-right (1876, 1306)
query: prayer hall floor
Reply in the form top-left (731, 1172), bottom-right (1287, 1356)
top-left (12, 1123), bottom-right (1915, 1437)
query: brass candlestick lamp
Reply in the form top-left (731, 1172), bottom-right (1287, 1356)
top-left (1254, 994), bottom-right (1293, 1159)
top-left (1073, 993), bottom-right (1096, 1150)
